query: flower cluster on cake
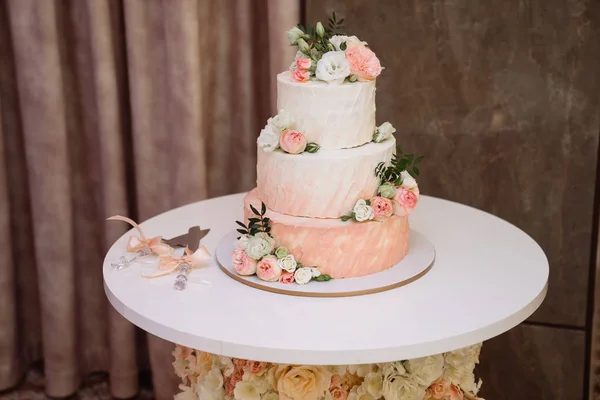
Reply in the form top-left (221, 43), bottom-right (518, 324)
top-left (173, 343), bottom-right (485, 400)
top-left (231, 14), bottom-right (424, 283)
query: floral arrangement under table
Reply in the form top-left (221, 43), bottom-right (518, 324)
top-left (103, 191), bottom-right (548, 400)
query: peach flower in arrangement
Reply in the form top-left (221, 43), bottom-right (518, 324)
top-left (329, 376), bottom-right (349, 400)
top-left (291, 68), bottom-right (310, 82)
top-left (232, 248), bottom-right (257, 276)
top-left (345, 45), bottom-right (382, 81)
top-left (448, 384), bottom-right (465, 400)
top-left (370, 196), bottom-right (393, 220)
top-left (256, 255), bottom-right (283, 282)
top-left (429, 377), bottom-right (451, 399)
top-left (280, 129), bottom-right (307, 154)
top-left (393, 186), bottom-right (420, 216)
top-left (246, 360), bottom-right (269, 375)
top-left (279, 271), bottom-right (295, 284)
top-left (295, 57), bottom-right (312, 70)
top-left (269, 364), bottom-right (332, 400)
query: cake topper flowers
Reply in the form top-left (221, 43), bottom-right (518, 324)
top-left (287, 12), bottom-right (382, 84)
top-left (257, 109), bottom-right (320, 154)
top-left (232, 202), bottom-right (332, 284)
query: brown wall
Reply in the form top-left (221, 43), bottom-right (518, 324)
top-left (307, 1), bottom-right (600, 398)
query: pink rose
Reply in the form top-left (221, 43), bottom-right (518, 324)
top-left (224, 368), bottom-right (243, 396)
top-left (330, 375), bottom-right (343, 390)
top-left (330, 386), bottom-right (348, 400)
top-left (345, 45), bottom-right (382, 81)
top-left (232, 248), bottom-right (257, 276)
top-left (295, 57), bottom-right (312, 70)
top-left (291, 68), bottom-right (310, 82)
top-left (279, 271), bottom-right (295, 284)
top-left (370, 196), bottom-right (393, 219)
top-left (279, 129), bottom-right (307, 154)
top-left (430, 377), bottom-right (450, 399)
top-left (256, 255), bottom-right (282, 282)
top-left (393, 186), bottom-right (420, 216)
top-left (246, 361), bottom-right (269, 375)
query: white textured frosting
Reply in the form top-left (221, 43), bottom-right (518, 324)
top-left (257, 138), bottom-right (395, 218)
top-left (277, 72), bottom-right (376, 149)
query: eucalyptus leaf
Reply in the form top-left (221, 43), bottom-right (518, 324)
top-left (249, 204), bottom-right (260, 216)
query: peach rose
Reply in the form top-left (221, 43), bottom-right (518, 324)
top-left (295, 57), bottom-right (312, 70)
top-left (256, 255), bottom-right (282, 282)
top-left (370, 196), bottom-right (393, 219)
top-left (291, 68), bottom-right (310, 82)
top-left (246, 360), bottom-right (269, 375)
top-left (393, 186), bottom-right (420, 216)
top-left (345, 45), bottom-right (381, 81)
top-left (424, 387), bottom-right (434, 400)
top-left (330, 375), bottom-right (343, 389)
top-left (430, 377), bottom-right (450, 399)
top-left (279, 271), bottom-right (295, 284)
top-left (269, 365), bottom-right (332, 400)
top-left (232, 248), bottom-right (258, 276)
top-left (330, 386), bottom-right (348, 400)
top-left (448, 384), bottom-right (464, 400)
top-left (279, 129), bottom-right (307, 154)
top-left (224, 368), bottom-right (243, 396)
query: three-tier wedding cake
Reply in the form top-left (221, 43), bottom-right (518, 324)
top-left (231, 16), bottom-right (423, 285)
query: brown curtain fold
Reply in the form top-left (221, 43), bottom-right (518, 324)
top-left (0, 0), bottom-right (298, 398)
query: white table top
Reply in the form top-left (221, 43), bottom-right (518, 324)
top-left (103, 193), bottom-right (548, 365)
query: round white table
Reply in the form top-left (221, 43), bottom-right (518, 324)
top-left (103, 193), bottom-right (548, 366)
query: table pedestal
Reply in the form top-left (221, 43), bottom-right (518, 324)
top-left (172, 343), bottom-right (485, 400)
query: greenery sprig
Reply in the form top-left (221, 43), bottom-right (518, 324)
top-left (235, 202), bottom-right (271, 236)
top-left (295, 12), bottom-right (345, 56)
top-left (375, 147), bottom-right (424, 185)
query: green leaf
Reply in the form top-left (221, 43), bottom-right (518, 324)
top-left (340, 41), bottom-right (347, 51)
top-left (263, 217), bottom-right (270, 223)
top-left (412, 167), bottom-right (420, 176)
top-left (249, 204), bottom-right (260, 216)
top-left (305, 142), bottom-right (320, 153)
top-left (414, 155), bottom-right (424, 165)
top-left (314, 274), bottom-right (333, 282)
top-left (249, 223), bottom-right (261, 229)
top-left (236, 229), bottom-right (247, 235)
top-left (365, 199), bottom-right (371, 206)
top-left (338, 18), bottom-right (345, 24)
top-left (261, 202), bottom-right (266, 215)
top-left (350, 212), bottom-right (356, 219)
top-left (340, 215), bottom-right (351, 221)
top-left (235, 221), bottom-right (247, 229)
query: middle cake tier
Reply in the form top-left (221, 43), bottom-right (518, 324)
top-left (257, 137), bottom-right (395, 218)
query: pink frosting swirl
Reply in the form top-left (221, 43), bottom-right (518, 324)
top-left (256, 255), bottom-right (282, 282)
top-left (370, 196), bottom-right (393, 220)
top-left (232, 248), bottom-right (257, 276)
top-left (345, 45), bottom-right (382, 81)
top-left (279, 129), bottom-right (307, 154)
top-left (393, 186), bottom-right (420, 216)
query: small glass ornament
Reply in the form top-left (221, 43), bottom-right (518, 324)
top-left (111, 248), bottom-right (152, 270)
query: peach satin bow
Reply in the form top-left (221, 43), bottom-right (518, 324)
top-left (145, 245), bottom-right (212, 278)
top-left (107, 215), bottom-right (173, 256)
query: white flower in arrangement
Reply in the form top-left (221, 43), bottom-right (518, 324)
top-left (197, 366), bottom-right (225, 400)
top-left (382, 374), bottom-right (425, 400)
top-left (268, 109), bottom-right (295, 132)
top-left (237, 234), bottom-right (250, 250)
top-left (405, 354), bottom-right (444, 387)
top-left (445, 343), bottom-right (481, 367)
top-left (348, 363), bottom-right (374, 378)
top-left (308, 267), bottom-right (321, 277)
top-left (329, 35), bottom-right (367, 51)
top-left (293, 267), bottom-right (313, 284)
top-left (257, 123), bottom-right (281, 152)
top-left (233, 380), bottom-right (268, 400)
top-left (245, 234), bottom-right (275, 260)
top-left (287, 26), bottom-right (305, 45)
top-left (399, 170), bottom-right (418, 190)
top-left (316, 51), bottom-right (351, 84)
top-left (347, 387), bottom-right (377, 400)
top-left (218, 356), bottom-right (235, 377)
top-left (255, 232), bottom-right (276, 249)
top-left (277, 254), bottom-right (297, 272)
top-left (353, 199), bottom-right (374, 222)
top-left (373, 122), bottom-right (396, 143)
top-left (174, 385), bottom-right (196, 400)
top-left (361, 371), bottom-right (384, 398)
top-left (261, 392), bottom-right (280, 400)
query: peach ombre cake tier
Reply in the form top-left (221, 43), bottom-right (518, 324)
top-left (243, 189), bottom-right (409, 279)
top-left (229, 14), bottom-right (424, 284)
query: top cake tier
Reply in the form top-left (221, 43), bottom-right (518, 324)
top-left (277, 72), bottom-right (376, 149)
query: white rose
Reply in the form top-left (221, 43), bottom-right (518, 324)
top-left (267, 109), bottom-right (295, 132)
top-left (382, 374), bottom-right (424, 400)
top-left (308, 267), bottom-right (320, 277)
top-left (373, 122), bottom-right (396, 142)
top-left (218, 356), bottom-right (234, 377)
top-left (315, 51), bottom-right (350, 84)
top-left (348, 387), bottom-right (377, 400)
top-left (400, 170), bottom-right (417, 190)
top-left (406, 354), bottom-right (444, 387)
top-left (353, 199), bottom-right (374, 222)
top-left (445, 343), bottom-right (481, 367)
top-left (257, 123), bottom-right (280, 152)
top-left (287, 26), bottom-right (305, 45)
top-left (237, 234), bottom-right (250, 250)
top-left (198, 366), bottom-right (225, 400)
top-left (254, 232), bottom-right (276, 250)
top-left (174, 385), bottom-right (196, 400)
top-left (329, 35), bottom-right (367, 51)
top-left (234, 380), bottom-right (268, 400)
top-left (293, 267), bottom-right (313, 284)
top-left (246, 236), bottom-right (274, 260)
top-left (444, 364), bottom-right (481, 395)
top-left (348, 363), bottom-right (374, 378)
top-left (277, 254), bottom-right (297, 272)
top-left (361, 371), bottom-right (383, 398)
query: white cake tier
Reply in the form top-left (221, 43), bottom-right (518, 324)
top-left (277, 72), bottom-right (376, 149)
top-left (257, 137), bottom-right (395, 218)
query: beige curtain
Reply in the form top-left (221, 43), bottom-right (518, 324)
top-left (0, 0), bottom-right (298, 398)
